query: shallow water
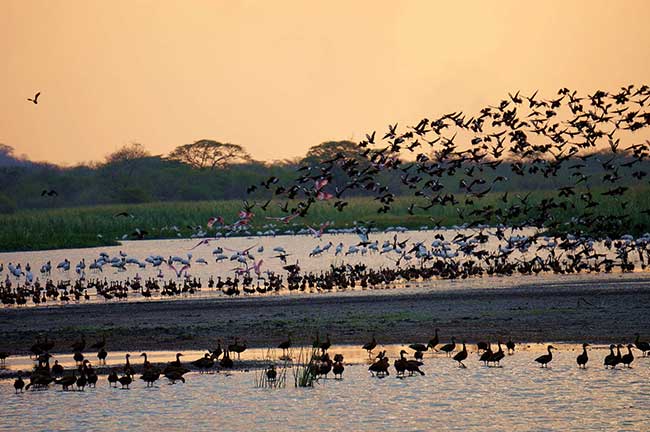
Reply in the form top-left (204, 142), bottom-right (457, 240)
top-left (1, 228), bottom-right (648, 307)
top-left (2, 344), bottom-right (648, 432)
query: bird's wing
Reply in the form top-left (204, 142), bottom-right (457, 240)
top-left (34, 92), bottom-right (41, 101)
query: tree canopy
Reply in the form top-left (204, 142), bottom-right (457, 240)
top-left (105, 142), bottom-right (150, 164)
top-left (303, 140), bottom-right (360, 164)
top-left (168, 139), bottom-right (251, 169)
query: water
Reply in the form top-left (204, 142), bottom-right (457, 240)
top-left (2, 344), bottom-right (648, 431)
top-left (1, 228), bottom-right (648, 307)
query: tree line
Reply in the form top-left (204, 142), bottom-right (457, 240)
top-left (0, 139), bottom-right (645, 214)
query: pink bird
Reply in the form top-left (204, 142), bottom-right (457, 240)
top-left (207, 216), bottom-right (225, 228)
top-left (238, 210), bottom-right (254, 220)
top-left (167, 262), bottom-right (190, 278)
top-left (308, 221), bottom-right (332, 238)
top-left (316, 190), bottom-right (334, 201)
top-left (190, 238), bottom-right (216, 250)
top-left (265, 212), bottom-right (300, 224)
top-left (315, 178), bottom-right (329, 191)
top-left (224, 245), bottom-right (257, 257)
top-left (252, 259), bottom-right (264, 277)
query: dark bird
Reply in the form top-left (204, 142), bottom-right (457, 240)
top-left (14, 374), bottom-right (24, 393)
top-left (368, 355), bottom-right (390, 377)
top-left (452, 341), bottom-right (468, 367)
top-left (534, 345), bottom-right (556, 368)
top-left (490, 341), bottom-right (505, 366)
top-left (333, 359), bottom-right (344, 379)
top-left (118, 373), bottom-right (133, 389)
top-left (41, 189), bottom-right (58, 197)
top-left (576, 343), bottom-right (589, 368)
top-left (506, 339), bottom-right (516, 355)
top-left (362, 335), bottom-right (377, 357)
top-left (278, 334), bottom-right (292, 357)
top-left (621, 344), bottom-right (635, 368)
top-left (27, 91), bottom-right (41, 104)
top-left (107, 369), bottom-right (119, 387)
top-left (265, 364), bottom-right (277, 381)
top-left (603, 344), bottom-right (617, 369)
top-left (427, 328), bottom-right (440, 351)
top-left (51, 360), bottom-right (64, 377)
top-left (633, 333), bottom-right (650, 356)
top-left (439, 337), bottom-right (456, 357)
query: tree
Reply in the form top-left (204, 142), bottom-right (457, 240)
top-left (168, 140), bottom-right (251, 170)
top-left (302, 140), bottom-right (360, 164)
top-left (105, 142), bottom-right (150, 164)
top-left (0, 144), bottom-right (31, 167)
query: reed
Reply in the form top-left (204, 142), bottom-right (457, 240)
top-left (292, 347), bottom-right (319, 388)
top-left (254, 349), bottom-right (288, 389)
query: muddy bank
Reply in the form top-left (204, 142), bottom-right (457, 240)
top-left (2, 276), bottom-right (649, 355)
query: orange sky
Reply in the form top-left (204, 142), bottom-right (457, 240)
top-left (1, 0), bottom-right (649, 165)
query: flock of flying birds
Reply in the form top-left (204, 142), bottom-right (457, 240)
top-left (4, 84), bottom-right (650, 306)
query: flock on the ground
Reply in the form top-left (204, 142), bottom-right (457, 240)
top-left (2, 226), bottom-right (650, 307)
top-left (5, 331), bottom-right (650, 393)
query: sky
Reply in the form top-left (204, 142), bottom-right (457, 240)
top-left (1, 0), bottom-right (649, 165)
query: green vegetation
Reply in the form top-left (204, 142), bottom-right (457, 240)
top-left (1, 187), bottom-right (648, 252)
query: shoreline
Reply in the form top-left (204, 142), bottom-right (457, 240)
top-left (2, 275), bottom-right (650, 356)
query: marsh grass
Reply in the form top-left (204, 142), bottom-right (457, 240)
top-left (292, 348), bottom-right (320, 388)
top-left (254, 348), bottom-right (288, 389)
top-left (1, 186), bottom-right (649, 251)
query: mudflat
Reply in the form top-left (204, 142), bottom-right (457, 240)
top-left (2, 274), bottom-right (649, 354)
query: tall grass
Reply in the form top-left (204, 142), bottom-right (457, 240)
top-left (1, 186), bottom-right (649, 251)
top-left (292, 348), bottom-right (319, 388)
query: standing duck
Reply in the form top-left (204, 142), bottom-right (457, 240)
top-left (14, 373), bottom-right (24, 393)
top-left (506, 338), bottom-right (516, 355)
top-left (362, 335), bottom-right (377, 358)
top-left (229, 339), bottom-right (247, 360)
top-left (603, 345), bottom-right (617, 369)
top-left (51, 360), bottom-right (64, 377)
top-left (108, 369), bottom-right (119, 387)
top-left (453, 341), bottom-right (468, 368)
top-left (265, 364), bottom-right (277, 382)
top-left (118, 373), bottom-right (133, 389)
top-left (124, 354), bottom-right (133, 375)
top-left (534, 345), bottom-right (556, 368)
top-left (576, 343), bottom-right (589, 368)
top-left (621, 344), bottom-right (635, 368)
top-left (394, 350), bottom-right (408, 377)
top-left (278, 335), bottom-right (292, 357)
top-left (490, 341), bottom-right (505, 367)
top-left (427, 328), bottom-right (440, 352)
top-left (333, 359), bottom-right (345, 379)
top-left (97, 348), bottom-right (107, 365)
top-left (480, 343), bottom-right (493, 366)
top-left (440, 337), bottom-right (456, 357)
top-left (191, 353), bottom-right (215, 373)
top-left (220, 350), bottom-right (234, 369)
top-left (369, 355), bottom-right (390, 377)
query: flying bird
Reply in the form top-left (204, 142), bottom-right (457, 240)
top-left (27, 92), bottom-right (41, 104)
